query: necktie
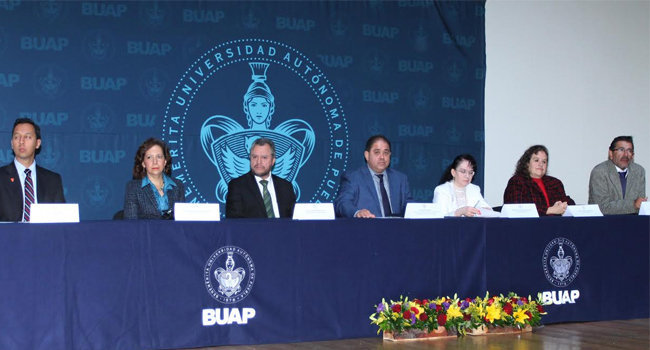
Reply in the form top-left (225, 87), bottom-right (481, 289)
top-left (24, 169), bottom-right (34, 222)
top-left (618, 171), bottom-right (627, 199)
top-left (260, 180), bottom-right (275, 218)
top-left (376, 174), bottom-right (392, 217)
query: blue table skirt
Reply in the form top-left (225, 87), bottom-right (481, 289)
top-left (0, 216), bottom-right (647, 349)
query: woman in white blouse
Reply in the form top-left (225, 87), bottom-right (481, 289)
top-left (433, 154), bottom-right (491, 217)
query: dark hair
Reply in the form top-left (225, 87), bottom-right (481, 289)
top-left (364, 135), bottom-right (391, 152)
top-left (250, 137), bottom-right (276, 158)
top-left (132, 138), bottom-right (172, 179)
top-left (13, 118), bottom-right (42, 155)
top-left (439, 154), bottom-right (478, 185)
top-left (13, 118), bottom-right (42, 140)
top-left (609, 136), bottom-right (634, 151)
top-left (514, 145), bottom-right (548, 177)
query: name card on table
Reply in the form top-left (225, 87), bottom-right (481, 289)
top-left (292, 203), bottom-right (335, 220)
top-left (404, 203), bottom-right (445, 219)
top-left (30, 203), bottom-right (80, 223)
top-left (174, 203), bottom-right (221, 221)
top-left (500, 204), bottom-right (539, 218)
top-left (562, 204), bottom-right (603, 217)
top-left (477, 209), bottom-right (501, 218)
top-left (640, 201), bottom-right (650, 216)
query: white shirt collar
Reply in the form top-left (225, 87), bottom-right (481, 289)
top-left (254, 173), bottom-right (273, 184)
top-left (14, 158), bottom-right (36, 175)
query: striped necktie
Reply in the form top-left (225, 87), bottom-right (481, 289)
top-left (24, 168), bottom-right (35, 222)
top-left (260, 180), bottom-right (275, 218)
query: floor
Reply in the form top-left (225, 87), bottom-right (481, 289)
top-left (176, 318), bottom-right (649, 350)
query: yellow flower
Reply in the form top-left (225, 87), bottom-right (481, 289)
top-left (514, 309), bottom-right (529, 324)
top-left (447, 304), bottom-right (463, 319)
top-left (485, 304), bottom-right (501, 323)
top-left (377, 314), bottom-right (386, 324)
top-left (391, 312), bottom-right (400, 320)
top-left (475, 305), bottom-right (486, 318)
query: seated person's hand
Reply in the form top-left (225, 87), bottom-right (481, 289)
top-left (455, 206), bottom-right (481, 217)
top-left (634, 197), bottom-right (648, 210)
top-left (546, 201), bottom-right (568, 215)
top-left (354, 209), bottom-right (376, 218)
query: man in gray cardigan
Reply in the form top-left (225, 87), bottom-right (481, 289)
top-left (589, 136), bottom-right (647, 214)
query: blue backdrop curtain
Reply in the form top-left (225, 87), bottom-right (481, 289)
top-left (0, 1), bottom-right (485, 220)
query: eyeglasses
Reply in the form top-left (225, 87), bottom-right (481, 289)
top-left (613, 147), bottom-right (634, 155)
top-left (456, 169), bottom-right (475, 176)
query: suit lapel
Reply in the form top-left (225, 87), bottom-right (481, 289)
top-left (35, 165), bottom-right (45, 202)
top-left (271, 175), bottom-right (284, 214)
top-left (143, 184), bottom-right (159, 209)
top-left (386, 169), bottom-right (400, 213)
top-left (607, 163), bottom-right (624, 198)
top-left (247, 172), bottom-right (266, 211)
top-left (362, 166), bottom-right (382, 215)
top-left (4, 164), bottom-right (23, 206)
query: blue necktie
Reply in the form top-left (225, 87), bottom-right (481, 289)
top-left (618, 171), bottom-right (627, 199)
top-left (376, 174), bottom-right (392, 217)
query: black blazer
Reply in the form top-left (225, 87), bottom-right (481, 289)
top-left (123, 179), bottom-right (185, 219)
top-left (0, 162), bottom-right (65, 222)
top-left (226, 171), bottom-right (296, 218)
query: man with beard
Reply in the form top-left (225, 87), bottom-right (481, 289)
top-left (226, 137), bottom-right (296, 218)
top-left (589, 136), bottom-right (647, 214)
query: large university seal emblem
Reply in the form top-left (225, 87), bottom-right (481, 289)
top-left (200, 62), bottom-right (314, 201)
top-left (542, 237), bottom-right (581, 287)
top-left (163, 39), bottom-right (349, 204)
top-left (204, 246), bottom-right (255, 304)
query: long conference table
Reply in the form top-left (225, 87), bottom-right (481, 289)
top-left (0, 216), bottom-right (647, 349)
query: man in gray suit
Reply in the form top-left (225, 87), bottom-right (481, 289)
top-left (589, 136), bottom-right (647, 214)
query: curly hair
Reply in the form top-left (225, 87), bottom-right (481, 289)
top-left (132, 138), bottom-right (172, 179)
top-left (438, 154), bottom-right (477, 185)
top-left (514, 145), bottom-right (548, 177)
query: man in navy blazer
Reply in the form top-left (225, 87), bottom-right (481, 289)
top-left (335, 135), bottom-right (412, 218)
top-left (226, 138), bottom-right (296, 218)
top-left (0, 118), bottom-right (65, 222)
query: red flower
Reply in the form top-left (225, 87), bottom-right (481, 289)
top-left (463, 313), bottom-right (471, 321)
top-left (410, 307), bottom-right (419, 315)
top-left (391, 304), bottom-right (401, 313)
top-left (503, 303), bottom-right (513, 315)
top-left (419, 313), bottom-right (429, 321)
top-left (414, 298), bottom-right (421, 305)
top-left (536, 305), bottom-right (545, 313)
top-left (435, 304), bottom-right (443, 312)
top-left (465, 297), bottom-right (472, 302)
top-left (521, 297), bottom-right (528, 304)
top-left (525, 311), bottom-right (532, 319)
top-left (422, 299), bottom-right (429, 305)
top-left (511, 297), bottom-right (518, 304)
top-left (437, 313), bottom-right (447, 326)
top-left (403, 310), bottom-right (412, 319)
top-left (487, 298), bottom-right (494, 305)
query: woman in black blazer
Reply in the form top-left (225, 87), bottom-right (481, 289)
top-left (123, 138), bottom-right (185, 219)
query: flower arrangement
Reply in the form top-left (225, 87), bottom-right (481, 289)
top-left (370, 292), bottom-right (546, 338)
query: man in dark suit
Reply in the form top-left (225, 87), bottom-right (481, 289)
top-left (226, 138), bottom-right (296, 218)
top-left (335, 135), bottom-right (412, 218)
top-left (0, 118), bottom-right (65, 222)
